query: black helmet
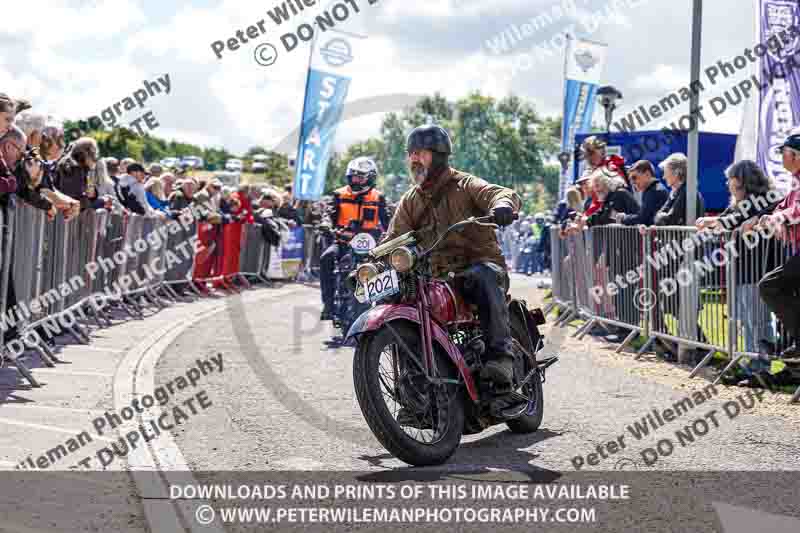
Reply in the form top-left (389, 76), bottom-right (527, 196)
top-left (406, 125), bottom-right (452, 155)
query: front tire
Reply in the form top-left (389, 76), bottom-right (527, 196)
top-left (353, 322), bottom-right (464, 466)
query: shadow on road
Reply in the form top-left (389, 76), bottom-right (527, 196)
top-left (356, 427), bottom-right (563, 483)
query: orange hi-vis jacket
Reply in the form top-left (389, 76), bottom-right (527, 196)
top-left (331, 186), bottom-right (387, 231)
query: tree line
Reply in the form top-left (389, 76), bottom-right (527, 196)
top-left (67, 90), bottom-right (563, 213)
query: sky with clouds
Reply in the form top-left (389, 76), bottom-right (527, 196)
top-left (3, 0), bottom-right (758, 156)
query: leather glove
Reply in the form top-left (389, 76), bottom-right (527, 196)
top-left (491, 205), bottom-right (515, 227)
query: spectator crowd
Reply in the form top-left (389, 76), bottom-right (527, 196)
top-left (0, 92), bottom-right (337, 350)
top-left (499, 213), bottom-right (553, 277)
top-left (2, 91), bottom-right (798, 391)
top-left (538, 134), bottom-right (800, 387)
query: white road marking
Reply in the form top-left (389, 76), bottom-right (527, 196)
top-left (113, 287), bottom-right (300, 533)
top-left (32, 369), bottom-right (113, 378)
top-left (0, 416), bottom-right (116, 443)
top-left (0, 404), bottom-right (106, 415)
top-left (58, 345), bottom-right (126, 354)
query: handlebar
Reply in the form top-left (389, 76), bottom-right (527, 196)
top-left (420, 213), bottom-right (516, 260)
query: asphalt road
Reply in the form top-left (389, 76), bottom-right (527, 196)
top-left (3, 275), bottom-right (800, 532)
top-left (156, 274), bottom-right (800, 473)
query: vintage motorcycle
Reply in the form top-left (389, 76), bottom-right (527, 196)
top-left (321, 224), bottom-right (380, 339)
top-left (346, 215), bottom-right (558, 466)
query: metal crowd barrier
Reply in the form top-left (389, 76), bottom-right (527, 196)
top-left (298, 224), bottom-right (322, 281)
top-left (640, 227), bottom-right (732, 375)
top-left (163, 216), bottom-right (197, 295)
top-left (708, 228), bottom-right (797, 392)
top-left (549, 222), bottom-right (800, 403)
top-left (545, 226), bottom-right (577, 322)
top-left (239, 223), bottom-right (270, 284)
top-left (0, 203), bottom-right (279, 388)
top-left (572, 229), bottom-right (600, 332)
top-left (543, 226), bottom-right (561, 316)
top-left (0, 203), bottom-right (39, 384)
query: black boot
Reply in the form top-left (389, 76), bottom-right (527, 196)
top-left (481, 354), bottom-right (515, 387)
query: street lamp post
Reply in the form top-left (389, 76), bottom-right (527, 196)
top-left (678, 0), bottom-right (703, 365)
top-left (596, 85), bottom-right (624, 134)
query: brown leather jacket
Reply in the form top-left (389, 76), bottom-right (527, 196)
top-left (382, 167), bottom-right (521, 277)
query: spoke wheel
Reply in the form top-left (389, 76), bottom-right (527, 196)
top-left (505, 339), bottom-right (544, 433)
top-left (354, 322), bottom-right (464, 466)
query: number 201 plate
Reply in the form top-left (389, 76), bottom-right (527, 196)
top-left (364, 269), bottom-right (399, 304)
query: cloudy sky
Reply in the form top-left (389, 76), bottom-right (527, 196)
top-left (3, 0), bottom-right (757, 155)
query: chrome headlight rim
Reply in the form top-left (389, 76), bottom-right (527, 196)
top-left (356, 263), bottom-right (379, 285)
top-left (390, 246), bottom-right (416, 273)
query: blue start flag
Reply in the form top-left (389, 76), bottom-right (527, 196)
top-left (293, 29), bottom-right (365, 201)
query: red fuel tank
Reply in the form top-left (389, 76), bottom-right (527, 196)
top-left (427, 279), bottom-right (475, 326)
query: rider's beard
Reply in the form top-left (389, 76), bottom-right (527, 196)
top-left (409, 161), bottom-right (428, 185)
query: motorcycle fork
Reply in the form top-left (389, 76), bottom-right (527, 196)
top-left (418, 278), bottom-right (438, 380)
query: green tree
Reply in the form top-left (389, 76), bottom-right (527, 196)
top-left (380, 112), bottom-right (408, 178)
top-left (263, 151), bottom-right (290, 184)
top-left (376, 91), bottom-right (558, 206)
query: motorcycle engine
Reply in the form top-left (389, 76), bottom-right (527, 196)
top-left (451, 328), bottom-right (484, 372)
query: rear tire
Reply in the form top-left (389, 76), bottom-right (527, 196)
top-left (505, 373), bottom-right (543, 433)
top-left (353, 323), bottom-right (464, 466)
top-left (506, 319), bottom-right (545, 433)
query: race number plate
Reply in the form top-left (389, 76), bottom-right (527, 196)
top-left (350, 232), bottom-right (376, 255)
top-left (364, 269), bottom-right (399, 304)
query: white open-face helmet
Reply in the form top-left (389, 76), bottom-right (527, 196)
top-left (346, 156), bottom-right (378, 192)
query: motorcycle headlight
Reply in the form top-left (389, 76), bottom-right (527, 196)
top-left (390, 247), bottom-right (415, 272)
top-left (356, 263), bottom-right (379, 285)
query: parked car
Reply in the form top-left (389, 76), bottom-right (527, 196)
top-left (225, 159), bottom-right (244, 171)
top-left (213, 171), bottom-right (241, 187)
top-left (251, 162), bottom-right (267, 172)
top-left (160, 157), bottom-right (180, 168)
top-left (181, 156), bottom-right (204, 169)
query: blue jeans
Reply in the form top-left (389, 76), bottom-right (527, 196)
top-left (520, 252), bottom-right (535, 274)
top-left (736, 284), bottom-right (774, 355)
top-left (319, 243), bottom-right (343, 311)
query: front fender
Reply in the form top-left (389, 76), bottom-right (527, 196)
top-left (347, 304), bottom-right (478, 402)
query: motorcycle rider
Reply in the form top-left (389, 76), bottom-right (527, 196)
top-left (382, 124), bottom-right (522, 387)
top-left (319, 156), bottom-right (389, 320)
